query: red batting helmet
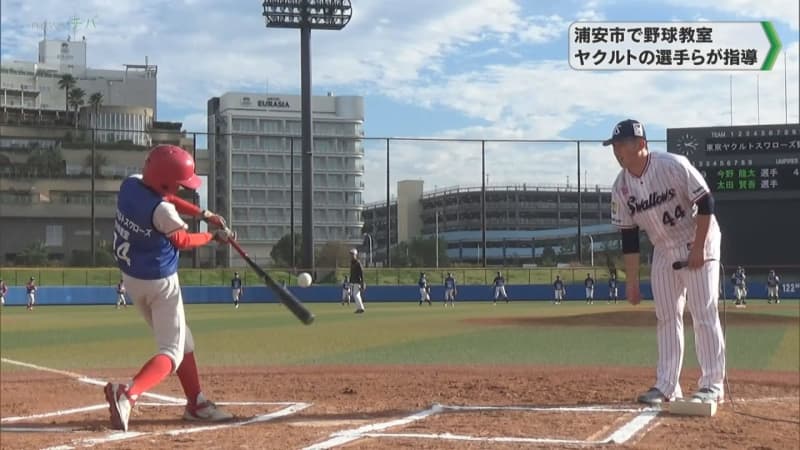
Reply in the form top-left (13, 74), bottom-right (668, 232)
top-left (142, 145), bottom-right (201, 195)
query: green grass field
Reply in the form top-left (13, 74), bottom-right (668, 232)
top-left (2, 300), bottom-right (797, 373)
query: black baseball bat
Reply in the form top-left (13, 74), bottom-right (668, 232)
top-left (672, 259), bottom-right (716, 270)
top-left (166, 195), bottom-right (315, 325)
top-left (672, 261), bottom-right (688, 270)
top-left (228, 239), bottom-right (315, 325)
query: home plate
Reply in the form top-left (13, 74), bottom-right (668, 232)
top-left (667, 399), bottom-right (717, 417)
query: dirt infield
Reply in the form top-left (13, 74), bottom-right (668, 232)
top-left (1, 363), bottom-right (798, 450)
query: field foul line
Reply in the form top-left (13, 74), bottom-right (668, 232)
top-left (305, 403), bottom-right (659, 449)
top-left (1, 401), bottom-right (298, 424)
top-left (1, 426), bottom-right (84, 433)
top-left (443, 404), bottom-right (647, 413)
top-left (42, 402), bottom-right (311, 450)
top-left (1, 358), bottom-right (184, 404)
top-left (736, 396), bottom-right (800, 403)
top-left (303, 404), bottom-right (444, 450)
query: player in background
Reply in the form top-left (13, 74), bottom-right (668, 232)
top-left (605, 118), bottom-right (726, 406)
top-left (731, 266), bottom-right (747, 307)
top-left (103, 144), bottom-right (235, 432)
top-left (608, 272), bottom-right (619, 304)
top-left (0, 279), bottom-right (7, 306)
top-left (553, 275), bottom-right (565, 304)
top-left (26, 277), bottom-right (36, 311)
top-left (341, 275), bottom-right (351, 306)
top-left (767, 269), bottom-right (780, 304)
top-left (116, 278), bottom-right (128, 309)
top-left (492, 271), bottom-right (509, 304)
top-left (584, 273), bottom-right (595, 304)
top-left (418, 272), bottom-right (431, 306)
top-left (444, 272), bottom-right (457, 308)
top-left (231, 272), bottom-right (243, 309)
top-left (349, 249), bottom-right (366, 313)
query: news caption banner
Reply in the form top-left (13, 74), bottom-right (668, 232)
top-left (568, 22), bottom-right (782, 71)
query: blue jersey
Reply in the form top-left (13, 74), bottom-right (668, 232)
top-left (444, 276), bottom-right (456, 289)
top-left (585, 277), bottom-right (594, 288)
top-left (732, 272), bottom-right (746, 287)
top-left (26, 282), bottom-right (36, 293)
top-left (418, 276), bottom-right (427, 288)
top-left (767, 274), bottom-right (779, 287)
top-left (231, 278), bottom-right (242, 289)
top-left (342, 281), bottom-right (350, 290)
top-left (554, 280), bottom-right (563, 290)
top-left (493, 276), bottom-right (505, 287)
top-left (609, 278), bottom-right (617, 288)
top-left (114, 176), bottom-right (179, 280)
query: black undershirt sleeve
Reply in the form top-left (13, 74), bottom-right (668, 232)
top-left (695, 193), bottom-right (715, 215)
top-left (621, 227), bottom-right (640, 254)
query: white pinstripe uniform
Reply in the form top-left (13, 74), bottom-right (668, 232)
top-left (611, 151), bottom-right (726, 399)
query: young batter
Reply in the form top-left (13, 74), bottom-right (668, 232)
top-left (105, 144), bottom-right (235, 431)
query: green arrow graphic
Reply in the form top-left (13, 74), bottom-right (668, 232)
top-left (760, 21), bottom-right (782, 71)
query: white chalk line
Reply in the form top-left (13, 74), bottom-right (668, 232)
top-left (356, 432), bottom-right (599, 445)
top-left (605, 409), bottom-right (659, 444)
top-left (1, 426), bottom-right (84, 433)
top-left (43, 402), bottom-right (312, 449)
top-left (303, 404), bottom-right (444, 450)
top-left (306, 403), bottom-right (660, 449)
top-left (2, 404), bottom-right (109, 424)
top-left (735, 396), bottom-right (800, 404)
top-left (0, 358), bottom-right (311, 449)
top-left (444, 404), bottom-right (645, 413)
top-left (0, 401), bottom-right (297, 425)
top-left (1, 358), bottom-right (184, 404)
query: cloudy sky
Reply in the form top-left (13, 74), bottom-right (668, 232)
top-left (1, 0), bottom-right (798, 202)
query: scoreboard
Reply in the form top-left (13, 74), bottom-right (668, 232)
top-left (667, 123), bottom-right (800, 198)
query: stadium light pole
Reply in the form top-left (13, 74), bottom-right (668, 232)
top-left (435, 210), bottom-right (440, 269)
top-left (262, 0), bottom-right (352, 272)
top-left (363, 232), bottom-right (373, 267)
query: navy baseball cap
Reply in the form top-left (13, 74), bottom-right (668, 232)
top-left (602, 119), bottom-right (646, 146)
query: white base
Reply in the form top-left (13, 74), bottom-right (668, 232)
top-left (667, 399), bottom-right (717, 416)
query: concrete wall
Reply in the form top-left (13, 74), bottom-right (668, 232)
top-left (3, 282), bottom-right (797, 306)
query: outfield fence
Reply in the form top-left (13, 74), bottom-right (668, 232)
top-left (0, 266), bottom-right (646, 287)
top-left (3, 265), bottom-right (796, 288)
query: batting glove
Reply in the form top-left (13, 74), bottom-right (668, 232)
top-left (212, 228), bottom-right (236, 244)
top-left (202, 209), bottom-right (227, 229)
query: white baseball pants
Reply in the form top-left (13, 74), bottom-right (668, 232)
top-left (122, 272), bottom-right (195, 372)
top-left (650, 245), bottom-right (726, 399)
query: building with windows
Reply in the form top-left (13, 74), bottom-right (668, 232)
top-left (1, 36), bottom-right (157, 125)
top-left (362, 181), bottom-right (619, 265)
top-left (207, 92), bottom-right (365, 266)
top-left (0, 122), bottom-right (204, 267)
top-left (0, 35), bottom-right (212, 267)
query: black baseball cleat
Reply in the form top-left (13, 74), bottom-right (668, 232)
top-left (354, 309), bottom-right (364, 314)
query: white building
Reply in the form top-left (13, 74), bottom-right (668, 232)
top-left (1, 36), bottom-right (157, 123)
top-left (208, 92), bottom-right (365, 267)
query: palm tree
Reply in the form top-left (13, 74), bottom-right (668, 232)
top-left (67, 87), bottom-right (86, 128)
top-left (88, 92), bottom-right (103, 129)
top-left (57, 74), bottom-right (76, 123)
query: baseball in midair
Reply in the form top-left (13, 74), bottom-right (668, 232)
top-left (297, 272), bottom-right (313, 288)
